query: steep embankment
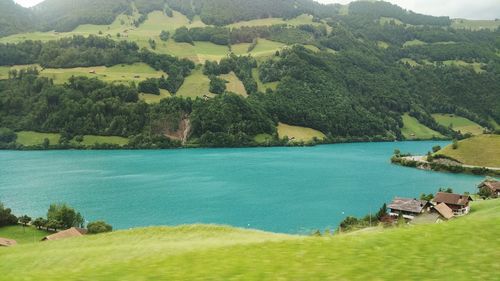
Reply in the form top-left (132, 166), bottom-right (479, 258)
top-left (1, 200), bottom-right (498, 280)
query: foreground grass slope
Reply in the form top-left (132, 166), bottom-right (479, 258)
top-left (0, 200), bottom-right (498, 280)
top-left (437, 134), bottom-right (500, 167)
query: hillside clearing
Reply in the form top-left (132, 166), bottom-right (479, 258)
top-left (40, 63), bottom-right (167, 84)
top-left (16, 131), bottom-right (61, 146)
top-left (401, 114), bottom-right (445, 140)
top-left (451, 19), bottom-right (500, 30)
top-left (252, 68), bottom-right (279, 92)
top-left (436, 134), bottom-right (500, 167)
top-left (277, 123), bottom-right (326, 142)
top-left (0, 200), bottom-right (498, 280)
top-left (139, 89), bottom-right (171, 104)
top-left (176, 68), bottom-right (212, 99)
top-left (71, 135), bottom-right (129, 147)
top-left (432, 114), bottom-right (485, 135)
top-left (228, 14), bottom-right (320, 28)
top-left (219, 72), bottom-right (247, 97)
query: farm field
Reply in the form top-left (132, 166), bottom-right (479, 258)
top-left (0, 199), bottom-right (498, 280)
top-left (219, 72), bottom-right (247, 97)
top-left (436, 134), bottom-right (500, 167)
top-left (176, 68), bottom-right (213, 99)
top-left (451, 19), bottom-right (500, 30)
top-left (401, 114), bottom-right (445, 140)
top-left (0, 225), bottom-right (50, 245)
top-left (254, 133), bottom-right (274, 144)
top-left (277, 122), bottom-right (326, 142)
top-left (227, 14), bottom-right (320, 28)
top-left (16, 131), bottom-right (61, 146)
top-left (40, 63), bottom-right (167, 84)
top-left (432, 114), bottom-right (485, 135)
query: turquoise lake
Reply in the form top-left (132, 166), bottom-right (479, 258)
top-left (0, 141), bottom-right (484, 234)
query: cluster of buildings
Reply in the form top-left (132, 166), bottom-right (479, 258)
top-left (387, 179), bottom-right (499, 222)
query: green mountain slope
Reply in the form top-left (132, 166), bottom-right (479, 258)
top-left (0, 199), bottom-right (498, 280)
top-left (0, 0), bottom-right (34, 37)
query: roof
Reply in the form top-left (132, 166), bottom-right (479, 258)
top-left (0, 237), bottom-right (17, 247)
top-left (388, 197), bottom-right (429, 213)
top-left (479, 180), bottom-right (500, 191)
top-left (42, 227), bottom-right (87, 241)
top-left (433, 192), bottom-right (472, 206)
top-left (433, 203), bottom-right (454, 220)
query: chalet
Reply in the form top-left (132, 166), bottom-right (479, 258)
top-left (388, 197), bottom-right (431, 220)
top-left (0, 237), bottom-right (17, 247)
top-left (42, 227), bottom-right (87, 241)
top-left (433, 192), bottom-right (472, 216)
top-left (477, 179), bottom-right (500, 198)
top-left (432, 203), bottom-right (454, 220)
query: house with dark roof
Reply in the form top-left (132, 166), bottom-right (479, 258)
top-left (477, 179), bottom-right (500, 198)
top-left (42, 227), bottom-right (87, 241)
top-left (433, 192), bottom-right (472, 216)
top-left (0, 237), bottom-right (17, 247)
top-left (388, 197), bottom-right (431, 220)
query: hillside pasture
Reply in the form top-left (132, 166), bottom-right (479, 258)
top-left (0, 200), bottom-right (498, 280)
top-left (451, 19), bottom-right (500, 30)
top-left (15, 131), bottom-right (61, 146)
top-left (441, 60), bottom-right (485, 73)
top-left (403, 39), bottom-right (426, 47)
top-left (401, 114), bottom-right (445, 140)
top-left (219, 72), bottom-right (247, 97)
top-left (252, 68), bottom-right (279, 92)
top-left (0, 225), bottom-right (50, 245)
top-left (432, 114), bottom-right (485, 135)
top-left (40, 63), bottom-right (167, 84)
top-left (277, 123), bottom-right (326, 142)
top-left (436, 134), bottom-right (500, 167)
top-left (227, 14), bottom-right (320, 29)
top-left (176, 68), bottom-right (213, 99)
top-left (140, 89), bottom-right (171, 104)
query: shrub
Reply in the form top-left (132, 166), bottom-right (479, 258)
top-left (0, 203), bottom-right (18, 227)
top-left (0, 127), bottom-right (17, 143)
top-left (432, 145), bottom-right (441, 153)
top-left (138, 78), bottom-right (160, 95)
top-left (87, 221), bottom-right (113, 234)
top-left (209, 76), bottom-right (227, 94)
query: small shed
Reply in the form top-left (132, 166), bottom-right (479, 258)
top-left (0, 237), bottom-right (17, 247)
top-left (42, 227), bottom-right (87, 241)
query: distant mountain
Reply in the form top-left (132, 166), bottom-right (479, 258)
top-left (0, 0), bottom-right (35, 37)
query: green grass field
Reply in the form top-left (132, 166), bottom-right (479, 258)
top-left (0, 199), bottom-right (498, 280)
top-left (379, 17), bottom-right (404, 26)
top-left (176, 67), bottom-right (213, 99)
top-left (40, 63), bottom-right (167, 84)
top-left (451, 19), bottom-right (500, 30)
top-left (16, 131), bottom-right (61, 146)
top-left (0, 225), bottom-right (50, 244)
top-left (403, 39), bottom-right (426, 47)
top-left (228, 14), bottom-right (320, 29)
top-left (436, 134), bottom-right (500, 167)
top-left (432, 114), bottom-right (485, 135)
top-left (254, 133), bottom-right (274, 144)
top-left (442, 60), bottom-right (485, 73)
top-left (71, 135), bottom-right (129, 147)
top-left (277, 122), bottom-right (326, 142)
top-left (401, 113), bottom-right (445, 140)
top-left (219, 72), bottom-right (247, 97)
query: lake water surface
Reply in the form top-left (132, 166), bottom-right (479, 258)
top-left (0, 141), bottom-right (483, 233)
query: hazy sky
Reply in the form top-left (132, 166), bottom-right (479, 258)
top-left (14, 0), bottom-right (499, 20)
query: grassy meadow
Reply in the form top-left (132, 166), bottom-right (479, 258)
top-left (277, 122), bottom-right (326, 142)
top-left (437, 134), bottom-right (500, 167)
top-left (219, 72), bottom-right (247, 97)
top-left (0, 225), bottom-right (50, 244)
top-left (401, 114), bottom-right (445, 140)
top-left (252, 68), bottom-right (279, 92)
top-left (0, 199), bottom-right (498, 280)
top-left (16, 131), bottom-right (61, 146)
top-left (451, 19), bottom-right (500, 30)
top-left (176, 67), bottom-right (213, 99)
top-left (71, 135), bottom-right (129, 147)
top-left (139, 89), bottom-right (172, 104)
top-left (227, 14), bottom-right (321, 28)
top-left (432, 114), bottom-right (485, 135)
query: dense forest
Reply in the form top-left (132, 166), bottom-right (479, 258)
top-left (0, 0), bottom-right (499, 148)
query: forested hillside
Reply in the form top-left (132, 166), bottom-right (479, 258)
top-left (0, 0), bottom-right (499, 148)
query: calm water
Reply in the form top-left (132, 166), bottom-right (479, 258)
top-left (0, 141), bottom-right (483, 233)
